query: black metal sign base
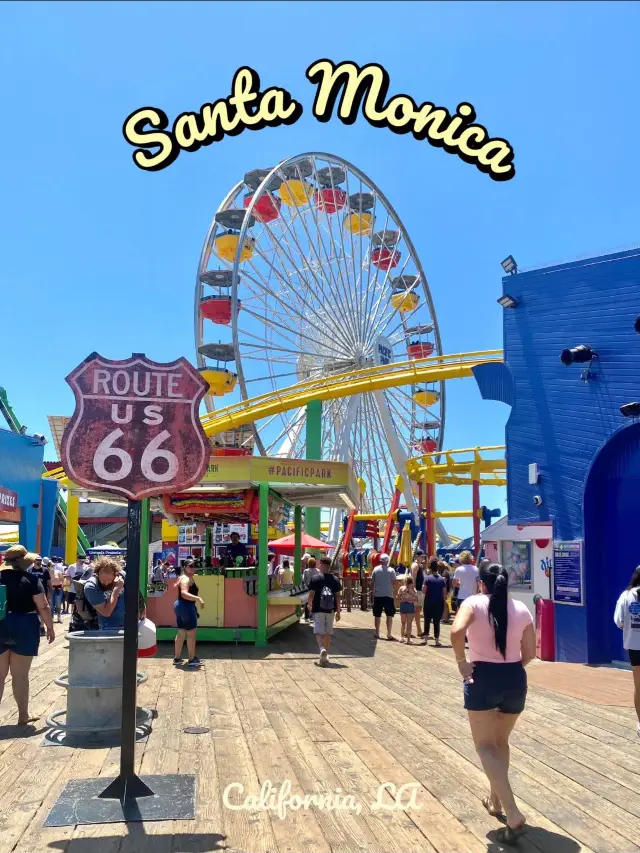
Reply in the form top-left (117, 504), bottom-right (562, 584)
top-left (44, 774), bottom-right (196, 826)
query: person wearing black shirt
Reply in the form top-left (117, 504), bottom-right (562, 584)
top-left (0, 545), bottom-right (55, 724)
top-left (29, 556), bottom-right (51, 636)
top-left (225, 532), bottom-right (247, 566)
top-left (29, 557), bottom-right (50, 597)
top-left (173, 561), bottom-right (204, 667)
top-left (307, 556), bottom-right (342, 667)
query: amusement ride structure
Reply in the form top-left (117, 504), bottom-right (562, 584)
top-left (42, 153), bottom-right (507, 559)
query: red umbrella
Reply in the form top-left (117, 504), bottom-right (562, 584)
top-left (267, 533), bottom-right (331, 553)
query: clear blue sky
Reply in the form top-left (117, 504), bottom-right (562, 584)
top-left (2, 1), bottom-right (639, 537)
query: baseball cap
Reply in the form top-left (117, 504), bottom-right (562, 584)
top-left (42, 557), bottom-right (51, 566)
top-left (380, 553), bottom-right (390, 562)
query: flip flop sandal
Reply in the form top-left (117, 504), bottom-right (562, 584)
top-left (496, 824), bottom-right (527, 845)
top-left (386, 636), bottom-right (398, 641)
top-left (482, 796), bottom-right (503, 818)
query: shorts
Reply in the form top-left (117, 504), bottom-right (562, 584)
top-left (0, 612), bottom-right (41, 657)
top-left (415, 591), bottom-right (425, 606)
top-left (372, 596), bottom-right (396, 618)
top-left (66, 591), bottom-right (77, 605)
top-left (174, 599), bottom-right (198, 631)
top-left (464, 661), bottom-right (527, 714)
top-left (399, 602), bottom-right (415, 615)
top-left (313, 612), bottom-right (335, 634)
top-left (629, 649), bottom-right (640, 667)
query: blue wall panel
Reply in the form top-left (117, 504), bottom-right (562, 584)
top-left (503, 248), bottom-right (640, 538)
top-left (39, 478), bottom-right (59, 558)
top-left (0, 428), bottom-right (46, 552)
top-left (555, 604), bottom-right (588, 663)
top-left (502, 248), bottom-right (640, 663)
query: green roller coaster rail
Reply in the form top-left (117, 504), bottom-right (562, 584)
top-left (0, 385), bottom-right (88, 556)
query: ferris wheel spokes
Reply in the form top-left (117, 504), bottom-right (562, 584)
top-left (196, 153), bottom-right (444, 518)
top-left (373, 390), bottom-right (418, 516)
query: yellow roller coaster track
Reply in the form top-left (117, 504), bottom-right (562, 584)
top-left (44, 350), bottom-right (503, 485)
top-left (200, 349), bottom-right (503, 437)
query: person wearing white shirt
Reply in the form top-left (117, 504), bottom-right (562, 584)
top-left (453, 551), bottom-right (479, 606)
top-left (614, 566), bottom-right (640, 736)
top-left (65, 556), bottom-right (86, 608)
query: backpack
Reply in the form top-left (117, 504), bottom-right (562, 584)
top-left (319, 582), bottom-right (336, 613)
top-left (71, 578), bottom-right (99, 628)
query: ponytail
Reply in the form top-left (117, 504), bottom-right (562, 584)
top-left (480, 564), bottom-right (509, 658)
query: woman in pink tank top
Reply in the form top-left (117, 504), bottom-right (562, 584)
top-left (451, 564), bottom-right (536, 844)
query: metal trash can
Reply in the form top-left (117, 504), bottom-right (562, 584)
top-left (47, 629), bottom-right (152, 737)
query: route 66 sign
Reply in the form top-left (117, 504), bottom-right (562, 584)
top-left (61, 353), bottom-right (210, 500)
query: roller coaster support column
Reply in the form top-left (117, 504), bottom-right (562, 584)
top-left (381, 475), bottom-right (403, 555)
top-left (426, 483), bottom-right (436, 557)
top-left (256, 482), bottom-right (269, 647)
top-left (65, 494), bottom-right (80, 566)
top-left (418, 482), bottom-right (426, 552)
top-left (305, 401), bottom-right (322, 543)
top-left (342, 510), bottom-right (357, 571)
top-left (294, 505), bottom-right (302, 584)
top-left (472, 470), bottom-right (481, 560)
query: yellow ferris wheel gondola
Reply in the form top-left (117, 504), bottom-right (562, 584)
top-left (412, 388), bottom-right (440, 407)
top-left (214, 232), bottom-right (255, 263)
top-left (344, 212), bottom-right (373, 235)
top-left (391, 291), bottom-right (420, 312)
top-left (279, 178), bottom-right (314, 207)
top-left (200, 368), bottom-right (238, 397)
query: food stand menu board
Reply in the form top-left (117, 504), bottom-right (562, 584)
top-left (552, 540), bottom-right (584, 606)
top-left (212, 522), bottom-right (249, 544)
top-left (178, 523), bottom-right (205, 544)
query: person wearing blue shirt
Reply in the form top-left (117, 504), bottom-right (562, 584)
top-left (83, 557), bottom-right (126, 630)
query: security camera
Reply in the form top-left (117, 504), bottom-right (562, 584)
top-left (32, 433), bottom-right (48, 445)
top-left (533, 495), bottom-right (543, 506)
top-left (620, 402), bottom-right (640, 418)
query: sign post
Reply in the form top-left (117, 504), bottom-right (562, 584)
top-left (47, 353), bottom-right (209, 825)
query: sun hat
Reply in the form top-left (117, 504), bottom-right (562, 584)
top-left (3, 545), bottom-right (39, 570)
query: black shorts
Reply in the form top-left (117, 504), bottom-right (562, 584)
top-left (0, 612), bottom-right (41, 657)
top-left (373, 596), bottom-right (396, 618)
top-left (174, 599), bottom-right (198, 631)
top-left (629, 649), bottom-right (640, 667)
top-left (464, 661), bottom-right (527, 714)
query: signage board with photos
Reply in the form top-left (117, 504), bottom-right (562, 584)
top-left (501, 540), bottom-right (533, 591)
top-left (178, 523), bottom-right (205, 545)
top-left (212, 522), bottom-right (249, 545)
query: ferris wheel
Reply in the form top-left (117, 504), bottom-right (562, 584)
top-left (194, 152), bottom-right (445, 531)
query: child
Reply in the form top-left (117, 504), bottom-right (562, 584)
top-left (397, 575), bottom-right (418, 644)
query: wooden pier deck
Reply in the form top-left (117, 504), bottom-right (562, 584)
top-left (0, 609), bottom-right (638, 853)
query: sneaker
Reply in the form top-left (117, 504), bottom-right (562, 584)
top-left (319, 649), bottom-right (328, 667)
top-left (187, 657), bottom-right (202, 668)
top-left (172, 657), bottom-right (183, 665)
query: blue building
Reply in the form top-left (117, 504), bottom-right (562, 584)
top-left (474, 247), bottom-right (640, 665)
top-left (0, 428), bottom-right (58, 557)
